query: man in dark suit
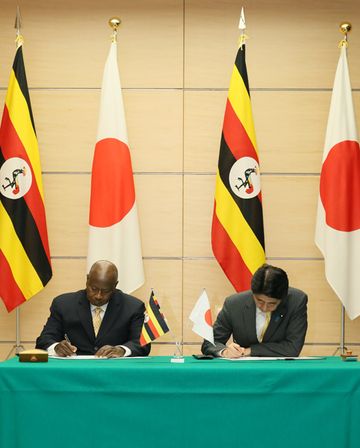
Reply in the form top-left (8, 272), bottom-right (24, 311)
top-left (202, 264), bottom-right (308, 358)
top-left (36, 260), bottom-right (150, 357)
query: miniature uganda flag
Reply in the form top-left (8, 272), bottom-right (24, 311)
top-left (140, 291), bottom-right (170, 346)
top-left (189, 290), bottom-right (214, 345)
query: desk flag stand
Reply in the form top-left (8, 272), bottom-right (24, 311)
top-left (333, 304), bottom-right (347, 356)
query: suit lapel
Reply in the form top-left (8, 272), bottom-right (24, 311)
top-left (78, 292), bottom-right (95, 341)
top-left (243, 297), bottom-right (257, 342)
top-left (96, 293), bottom-right (121, 341)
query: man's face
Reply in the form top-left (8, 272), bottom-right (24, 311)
top-left (253, 294), bottom-right (281, 313)
top-left (86, 272), bottom-right (117, 307)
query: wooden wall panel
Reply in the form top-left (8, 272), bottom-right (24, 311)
top-left (0, 302), bottom-right (16, 341)
top-left (185, 91), bottom-right (360, 174)
top-left (136, 175), bottom-right (183, 257)
top-left (33, 90), bottom-right (183, 173)
top-left (43, 173), bottom-right (182, 257)
top-left (1, 0), bottom-right (360, 362)
top-left (20, 259), bottom-right (88, 342)
top-left (185, 0), bottom-right (360, 88)
top-left (184, 174), bottom-right (322, 258)
top-left (43, 174), bottom-right (90, 257)
top-left (0, 0), bottom-right (183, 88)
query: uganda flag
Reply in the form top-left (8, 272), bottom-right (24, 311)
top-left (0, 44), bottom-right (52, 312)
top-left (211, 41), bottom-right (265, 292)
top-left (140, 291), bottom-right (169, 346)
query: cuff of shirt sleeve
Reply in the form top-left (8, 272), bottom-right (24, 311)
top-left (47, 342), bottom-right (59, 356)
top-left (117, 345), bottom-right (131, 357)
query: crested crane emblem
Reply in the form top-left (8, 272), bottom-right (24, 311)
top-left (0, 157), bottom-right (32, 199)
top-left (229, 156), bottom-right (261, 199)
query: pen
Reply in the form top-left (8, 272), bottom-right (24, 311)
top-left (64, 333), bottom-right (71, 345)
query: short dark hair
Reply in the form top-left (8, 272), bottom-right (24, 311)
top-left (251, 264), bottom-right (289, 301)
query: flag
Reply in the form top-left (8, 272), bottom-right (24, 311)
top-left (211, 37), bottom-right (265, 292)
top-left (189, 290), bottom-right (214, 345)
top-left (140, 291), bottom-right (170, 346)
top-left (0, 44), bottom-right (52, 312)
top-left (87, 41), bottom-right (144, 292)
top-left (315, 44), bottom-right (360, 320)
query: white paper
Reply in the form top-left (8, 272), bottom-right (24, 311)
top-left (220, 356), bottom-right (326, 361)
top-left (49, 355), bottom-right (150, 360)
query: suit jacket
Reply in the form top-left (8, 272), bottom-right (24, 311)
top-left (36, 289), bottom-right (150, 356)
top-left (202, 287), bottom-right (308, 357)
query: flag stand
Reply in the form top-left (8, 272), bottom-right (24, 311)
top-left (6, 309), bottom-right (25, 359)
top-left (333, 305), bottom-right (347, 355)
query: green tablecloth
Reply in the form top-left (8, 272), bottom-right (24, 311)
top-left (0, 356), bottom-right (359, 448)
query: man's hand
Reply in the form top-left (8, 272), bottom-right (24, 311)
top-left (222, 342), bottom-right (249, 358)
top-left (55, 340), bottom-right (77, 357)
top-left (95, 345), bottom-right (125, 358)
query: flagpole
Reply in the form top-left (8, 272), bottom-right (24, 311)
top-left (331, 22), bottom-right (351, 356)
top-left (6, 6), bottom-right (26, 359)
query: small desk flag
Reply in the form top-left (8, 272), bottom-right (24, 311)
top-left (189, 290), bottom-right (214, 345)
top-left (140, 291), bottom-right (170, 346)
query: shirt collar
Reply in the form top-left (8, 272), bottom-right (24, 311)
top-left (90, 303), bottom-right (108, 312)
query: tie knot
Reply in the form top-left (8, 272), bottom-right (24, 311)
top-left (95, 307), bottom-right (102, 316)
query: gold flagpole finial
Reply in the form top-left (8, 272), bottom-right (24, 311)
top-left (14, 5), bottom-right (24, 48)
top-left (109, 17), bottom-right (121, 43)
top-left (338, 22), bottom-right (352, 48)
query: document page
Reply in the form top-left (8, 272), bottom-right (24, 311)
top-left (222, 356), bottom-right (325, 361)
top-left (49, 355), bottom-right (150, 360)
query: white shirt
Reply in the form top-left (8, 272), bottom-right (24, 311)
top-left (256, 307), bottom-right (270, 342)
top-left (47, 302), bottom-right (131, 356)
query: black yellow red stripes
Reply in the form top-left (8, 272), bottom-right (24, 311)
top-left (211, 43), bottom-right (265, 292)
top-left (140, 291), bottom-right (169, 346)
top-left (0, 44), bottom-right (52, 312)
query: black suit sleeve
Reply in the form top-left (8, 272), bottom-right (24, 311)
top-left (36, 299), bottom-right (65, 349)
top-left (122, 301), bottom-right (150, 357)
top-left (250, 293), bottom-right (308, 357)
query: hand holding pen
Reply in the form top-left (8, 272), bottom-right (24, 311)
top-left (222, 338), bottom-right (250, 358)
top-left (54, 333), bottom-right (78, 357)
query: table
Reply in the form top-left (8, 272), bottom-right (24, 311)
top-left (0, 356), bottom-right (359, 448)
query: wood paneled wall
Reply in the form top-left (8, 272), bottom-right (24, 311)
top-left (1, 0), bottom-right (360, 359)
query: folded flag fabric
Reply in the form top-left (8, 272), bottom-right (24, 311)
top-left (140, 291), bottom-right (170, 346)
top-left (189, 290), bottom-right (214, 345)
